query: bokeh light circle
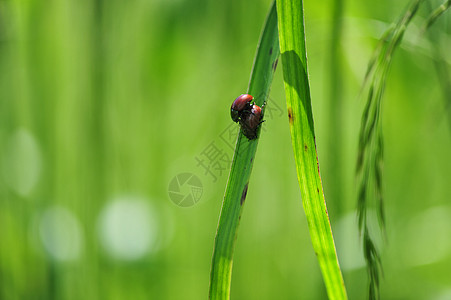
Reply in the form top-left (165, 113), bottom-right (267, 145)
top-left (1, 128), bottom-right (42, 196)
top-left (97, 196), bottom-right (158, 261)
top-left (39, 206), bottom-right (84, 262)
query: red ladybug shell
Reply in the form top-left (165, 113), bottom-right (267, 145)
top-left (231, 94), bottom-right (254, 111)
top-left (247, 105), bottom-right (262, 128)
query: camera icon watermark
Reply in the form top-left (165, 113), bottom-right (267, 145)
top-left (168, 173), bottom-right (203, 207)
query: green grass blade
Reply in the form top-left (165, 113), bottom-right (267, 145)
top-left (276, 1), bottom-right (347, 299)
top-left (208, 2), bottom-right (280, 299)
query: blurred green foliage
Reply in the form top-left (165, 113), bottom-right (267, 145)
top-left (0, 0), bottom-right (450, 299)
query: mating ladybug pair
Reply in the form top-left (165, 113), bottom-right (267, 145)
top-left (230, 94), bottom-right (264, 140)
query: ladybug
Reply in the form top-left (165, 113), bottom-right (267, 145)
top-left (240, 104), bottom-right (264, 140)
top-left (231, 94), bottom-right (254, 123)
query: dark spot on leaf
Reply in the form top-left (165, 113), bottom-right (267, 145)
top-left (272, 58), bottom-right (279, 71)
top-left (317, 188), bottom-right (319, 194)
top-left (288, 108), bottom-right (293, 124)
top-left (304, 144), bottom-right (308, 152)
top-left (269, 47), bottom-right (273, 55)
top-left (240, 183), bottom-right (249, 206)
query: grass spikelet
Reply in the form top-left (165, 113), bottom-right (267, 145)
top-left (357, 1), bottom-right (422, 298)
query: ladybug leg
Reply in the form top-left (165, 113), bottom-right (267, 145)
top-left (260, 102), bottom-right (267, 118)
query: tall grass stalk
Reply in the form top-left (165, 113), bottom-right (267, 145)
top-left (209, 2), bottom-right (280, 299)
top-left (276, 0), bottom-right (347, 298)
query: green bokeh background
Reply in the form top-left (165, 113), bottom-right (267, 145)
top-left (1, 0), bottom-right (450, 299)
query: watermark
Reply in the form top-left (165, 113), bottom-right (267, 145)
top-left (168, 173), bottom-right (203, 207)
top-left (168, 94), bottom-right (284, 207)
